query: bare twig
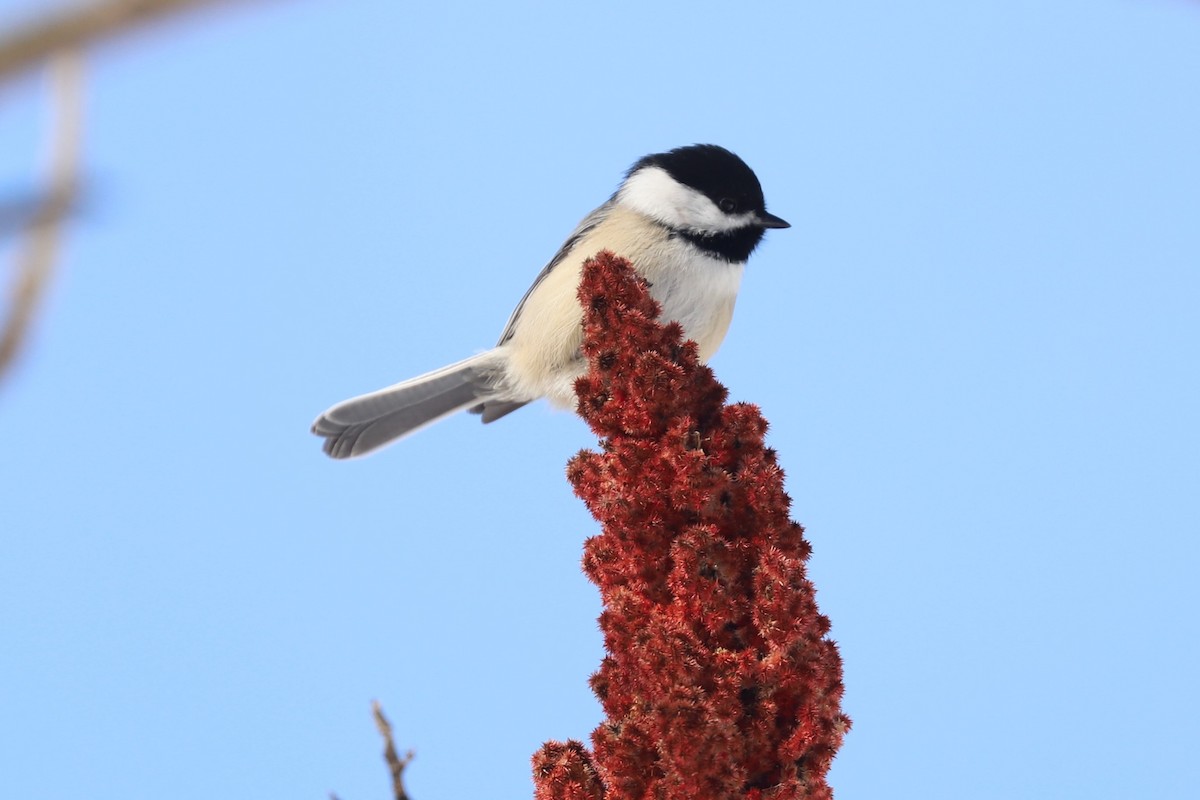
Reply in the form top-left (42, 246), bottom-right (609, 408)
top-left (0, 52), bottom-right (83, 386)
top-left (372, 701), bottom-right (414, 800)
top-left (0, 0), bottom-right (252, 83)
top-left (0, 191), bottom-right (79, 236)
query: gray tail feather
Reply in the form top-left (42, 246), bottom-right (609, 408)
top-left (312, 353), bottom-right (501, 459)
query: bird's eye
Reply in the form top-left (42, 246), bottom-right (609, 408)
top-left (718, 198), bottom-right (738, 213)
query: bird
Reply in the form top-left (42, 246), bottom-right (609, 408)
top-left (312, 144), bottom-right (789, 459)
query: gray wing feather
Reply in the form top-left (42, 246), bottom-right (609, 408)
top-left (493, 200), bottom-right (613, 346)
top-left (469, 202), bottom-right (614, 423)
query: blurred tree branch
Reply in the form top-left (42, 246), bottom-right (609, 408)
top-left (0, 0), bottom-right (246, 82)
top-left (0, 53), bottom-right (82, 387)
top-left (0, 0), bottom-right (268, 387)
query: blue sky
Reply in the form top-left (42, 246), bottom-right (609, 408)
top-left (2, 1), bottom-right (1198, 798)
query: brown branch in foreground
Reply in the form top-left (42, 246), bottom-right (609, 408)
top-left (372, 701), bottom-right (414, 800)
top-left (0, 0), bottom-right (255, 83)
top-left (0, 52), bottom-right (83, 387)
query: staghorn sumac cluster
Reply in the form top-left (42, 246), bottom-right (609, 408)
top-left (533, 252), bottom-right (848, 800)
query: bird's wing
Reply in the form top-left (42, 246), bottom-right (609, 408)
top-left (493, 200), bottom-right (614, 346)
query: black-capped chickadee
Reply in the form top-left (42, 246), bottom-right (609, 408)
top-left (313, 144), bottom-right (789, 459)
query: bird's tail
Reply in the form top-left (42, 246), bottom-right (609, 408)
top-left (312, 351), bottom-right (504, 459)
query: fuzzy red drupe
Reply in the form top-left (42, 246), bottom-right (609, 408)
top-left (532, 252), bottom-right (849, 800)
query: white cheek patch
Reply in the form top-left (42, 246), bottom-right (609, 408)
top-left (617, 166), bottom-right (755, 233)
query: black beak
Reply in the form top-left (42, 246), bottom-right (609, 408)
top-left (757, 211), bottom-right (790, 229)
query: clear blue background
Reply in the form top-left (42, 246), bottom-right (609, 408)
top-left (2, 1), bottom-right (1198, 798)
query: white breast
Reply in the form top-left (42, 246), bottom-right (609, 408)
top-left (499, 206), bottom-right (744, 407)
